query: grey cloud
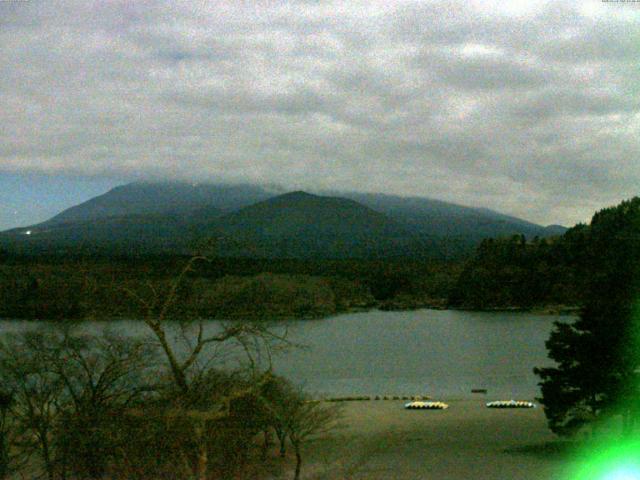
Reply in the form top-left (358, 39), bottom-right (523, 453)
top-left (0, 0), bottom-right (639, 227)
top-left (423, 51), bottom-right (554, 90)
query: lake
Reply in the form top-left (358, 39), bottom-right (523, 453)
top-left (276, 309), bottom-right (564, 399)
top-left (0, 309), bottom-right (567, 400)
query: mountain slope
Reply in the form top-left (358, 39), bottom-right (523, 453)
top-left (0, 213), bottom-right (196, 255)
top-left (4, 182), bottom-right (274, 255)
top-left (44, 182), bottom-right (274, 226)
top-left (0, 182), bottom-right (567, 259)
top-left (216, 191), bottom-right (405, 237)
top-left (207, 191), bottom-right (429, 258)
top-left (338, 192), bottom-right (565, 240)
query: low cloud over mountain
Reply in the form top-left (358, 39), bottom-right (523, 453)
top-left (1, 1), bottom-right (638, 227)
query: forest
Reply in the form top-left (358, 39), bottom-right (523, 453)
top-left (0, 254), bottom-right (458, 321)
top-left (2, 198), bottom-right (636, 321)
top-left (448, 225), bottom-right (590, 311)
top-left (0, 232), bottom-right (595, 321)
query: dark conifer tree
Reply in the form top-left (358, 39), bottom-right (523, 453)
top-left (535, 198), bottom-right (640, 436)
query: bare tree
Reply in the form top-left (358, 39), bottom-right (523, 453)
top-left (50, 328), bottom-right (155, 479)
top-left (0, 331), bottom-right (65, 480)
top-left (287, 400), bottom-right (340, 480)
top-left (0, 390), bottom-right (11, 480)
top-left (122, 255), bottom-right (289, 479)
top-left (261, 375), bottom-right (296, 458)
top-left (123, 256), bottom-right (286, 391)
top-left (262, 377), bottom-right (341, 480)
top-left (0, 326), bottom-right (156, 480)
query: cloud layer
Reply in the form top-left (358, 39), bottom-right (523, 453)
top-left (1, 0), bottom-right (639, 226)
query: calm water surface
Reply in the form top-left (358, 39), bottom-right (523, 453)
top-left (277, 309), bottom-right (565, 399)
top-left (0, 309), bottom-right (567, 399)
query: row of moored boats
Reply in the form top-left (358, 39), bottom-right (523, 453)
top-left (404, 400), bottom-right (536, 410)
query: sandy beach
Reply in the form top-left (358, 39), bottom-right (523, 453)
top-left (301, 399), bottom-right (575, 480)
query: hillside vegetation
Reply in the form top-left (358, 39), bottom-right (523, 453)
top-left (449, 223), bottom-right (591, 311)
top-left (0, 256), bottom-right (456, 321)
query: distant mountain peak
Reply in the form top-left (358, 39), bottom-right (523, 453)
top-left (0, 181), bottom-right (566, 259)
top-left (272, 190), bottom-right (316, 200)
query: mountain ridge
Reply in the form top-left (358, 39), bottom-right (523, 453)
top-left (0, 182), bottom-right (567, 259)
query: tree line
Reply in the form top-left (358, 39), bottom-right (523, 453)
top-left (0, 256), bottom-right (458, 321)
top-left (448, 226), bottom-right (589, 310)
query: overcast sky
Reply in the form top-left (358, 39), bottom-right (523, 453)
top-left (1, 0), bottom-right (639, 230)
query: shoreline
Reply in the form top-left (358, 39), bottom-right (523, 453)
top-left (0, 303), bottom-right (579, 323)
top-left (377, 302), bottom-right (580, 316)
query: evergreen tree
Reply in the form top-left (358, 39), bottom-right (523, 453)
top-left (535, 198), bottom-right (640, 436)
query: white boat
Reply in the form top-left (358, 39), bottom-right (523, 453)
top-left (404, 401), bottom-right (449, 410)
top-left (486, 400), bottom-right (535, 409)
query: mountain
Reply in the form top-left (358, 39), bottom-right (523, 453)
top-left (0, 182), bottom-right (567, 259)
top-left (337, 192), bottom-right (563, 241)
top-left (43, 182), bottom-right (275, 226)
top-left (0, 213), bottom-right (195, 256)
top-left (0, 182), bottom-right (274, 256)
top-left (205, 191), bottom-right (429, 258)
